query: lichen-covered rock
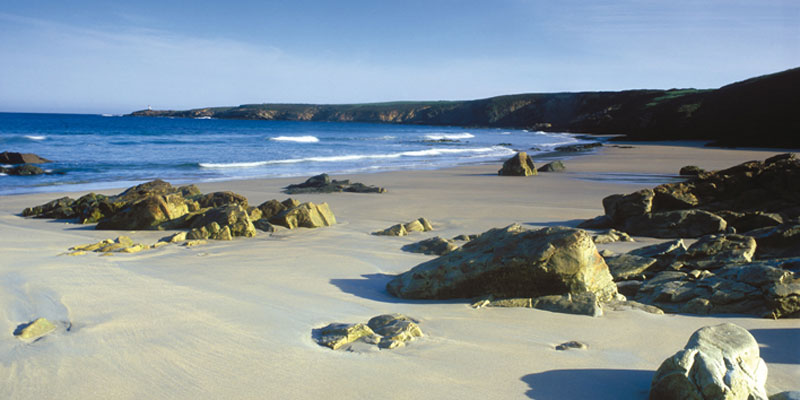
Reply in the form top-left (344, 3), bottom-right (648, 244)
top-left (269, 202), bottom-right (336, 229)
top-left (194, 191), bottom-right (249, 208)
top-left (498, 152), bottom-right (537, 176)
top-left (649, 323), bottom-right (768, 400)
top-left (367, 314), bottom-right (423, 349)
top-left (373, 217), bottom-right (433, 236)
top-left (386, 224), bottom-right (618, 303)
top-left (22, 197), bottom-right (76, 219)
top-left (191, 204), bottom-right (257, 237)
top-left (374, 223), bottom-right (408, 236)
top-left (314, 323), bottom-right (377, 350)
top-left (679, 165), bottom-right (705, 176)
top-left (677, 234), bottom-right (757, 270)
top-left (401, 236), bottom-right (459, 256)
top-left (96, 193), bottom-right (190, 230)
top-left (14, 317), bottom-right (57, 340)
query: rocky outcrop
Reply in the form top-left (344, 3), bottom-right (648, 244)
top-left (284, 173), bottom-right (386, 194)
top-left (538, 160), bottom-right (566, 173)
top-left (69, 236), bottom-right (148, 254)
top-left (387, 224), bottom-right (618, 303)
top-left (586, 154), bottom-right (799, 238)
top-left (0, 151), bottom-right (52, 164)
top-left (268, 201), bottom-right (336, 229)
top-left (313, 314), bottom-right (423, 351)
top-left (14, 317), bottom-right (57, 341)
top-left (650, 323), bottom-right (768, 400)
top-left (373, 217), bottom-right (434, 236)
top-left (401, 236), bottom-right (459, 256)
top-left (498, 152), bottom-right (536, 176)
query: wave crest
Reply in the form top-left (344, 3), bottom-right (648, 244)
top-left (269, 136), bottom-right (320, 143)
top-left (424, 133), bottom-right (474, 140)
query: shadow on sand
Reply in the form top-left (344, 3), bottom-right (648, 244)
top-left (750, 328), bottom-right (800, 365)
top-left (522, 368), bottom-right (653, 399)
top-left (329, 273), bottom-right (466, 305)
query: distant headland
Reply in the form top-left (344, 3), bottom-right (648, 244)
top-left (129, 67), bottom-right (799, 148)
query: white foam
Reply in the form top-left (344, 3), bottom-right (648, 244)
top-left (25, 135), bottom-right (46, 141)
top-left (269, 136), bottom-right (320, 143)
top-left (424, 133), bottom-right (474, 140)
top-left (199, 146), bottom-right (515, 169)
top-left (0, 173), bottom-right (7, 176)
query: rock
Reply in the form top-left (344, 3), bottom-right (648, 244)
top-left (747, 224), bottom-right (800, 259)
top-left (623, 209), bottom-right (728, 238)
top-left (195, 191), bottom-right (248, 208)
top-left (269, 202), bottom-right (336, 229)
top-left (22, 197), bottom-right (76, 219)
top-left (629, 240), bottom-right (688, 259)
top-left (374, 218), bottom-right (433, 236)
top-left (649, 323), bottom-right (768, 400)
top-left (603, 189), bottom-right (654, 225)
top-left (191, 205), bottom-right (257, 237)
top-left (538, 160), bottom-right (566, 173)
top-left (386, 224), bottom-right (618, 304)
top-left (604, 254), bottom-right (658, 281)
top-left (452, 234), bottom-right (479, 241)
top-left (603, 299), bottom-right (664, 314)
top-left (770, 392), bottom-right (800, 400)
top-left (498, 152), bottom-right (537, 176)
top-left (679, 165), bottom-right (706, 176)
top-left (401, 237), bottom-right (459, 256)
top-left (6, 164), bottom-right (45, 175)
top-left (577, 215), bottom-right (613, 230)
top-left (96, 194), bottom-right (190, 230)
top-left (554, 142), bottom-right (602, 152)
top-left (183, 240), bottom-right (207, 247)
top-left (533, 293), bottom-right (604, 317)
top-left (717, 211), bottom-right (783, 233)
top-left (257, 199), bottom-right (289, 220)
top-left (367, 314), bottom-right (423, 349)
top-left (485, 297), bottom-right (533, 308)
top-left (284, 173), bottom-right (386, 194)
top-left (14, 317), bottom-right (57, 340)
top-left (253, 219), bottom-right (276, 232)
top-left (592, 228), bottom-right (634, 244)
top-left (555, 341), bottom-right (587, 350)
top-left (314, 323), bottom-right (377, 350)
top-left (0, 151), bottom-right (52, 164)
top-left (70, 236), bottom-right (148, 254)
top-left (677, 234), bottom-right (757, 270)
top-left (165, 232), bottom-right (187, 243)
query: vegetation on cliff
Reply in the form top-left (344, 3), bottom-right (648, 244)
top-left (129, 67), bottom-right (799, 148)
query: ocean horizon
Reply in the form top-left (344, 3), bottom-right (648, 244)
top-left (0, 112), bottom-right (598, 195)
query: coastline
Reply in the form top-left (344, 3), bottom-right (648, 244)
top-left (1, 143), bottom-right (797, 399)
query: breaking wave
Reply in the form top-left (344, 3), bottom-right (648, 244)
top-left (269, 136), bottom-right (320, 143)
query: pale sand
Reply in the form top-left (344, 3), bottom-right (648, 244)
top-left (1, 144), bottom-right (797, 399)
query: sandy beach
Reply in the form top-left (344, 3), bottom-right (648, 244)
top-left (1, 143), bottom-right (797, 399)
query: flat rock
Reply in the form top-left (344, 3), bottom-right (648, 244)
top-left (604, 254), bottom-right (658, 281)
top-left (747, 224), bottom-right (800, 259)
top-left (15, 317), bottom-right (57, 340)
top-left (555, 341), bottom-right (587, 350)
top-left (678, 234), bottom-right (757, 270)
top-left (367, 314), bottom-right (423, 349)
top-left (623, 209), bottom-right (727, 238)
top-left (314, 323), bottom-right (377, 350)
top-left (401, 236), bottom-right (459, 256)
top-left (386, 224), bottom-right (618, 303)
top-left (532, 293), bottom-right (603, 317)
top-left (650, 323), bottom-right (768, 400)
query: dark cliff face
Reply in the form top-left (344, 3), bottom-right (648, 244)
top-left (128, 67), bottom-right (799, 148)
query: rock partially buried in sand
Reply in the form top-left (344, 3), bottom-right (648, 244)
top-left (284, 173), bottom-right (386, 194)
top-left (387, 224), bottom-right (618, 303)
top-left (538, 160), bottom-right (566, 173)
top-left (401, 236), bottom-right (459, 255)
top-left (555, 341), bottom-right (587, 351)
top-left (649, 323), bottom-right (768, 400)
top-left (373, 217), bottom-right (434, 236)
top-left (15, 317), bottom-right (57, 341)
top-left (498, 152), bottom-right (537, 176)
top-left (592, 228), bottom-right (634, 244)
top-left (314, 314), bottom-right (423, 351)
top-left (68, 236), bottom-right (149, 254)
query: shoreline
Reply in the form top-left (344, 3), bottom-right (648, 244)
top-left (1, 142), bottom-right (797, 399)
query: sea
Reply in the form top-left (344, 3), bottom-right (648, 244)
top-left (0, 112), bottom-right (601, 195)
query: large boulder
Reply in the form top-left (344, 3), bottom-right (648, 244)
top-left (0, 151), bottom-right (52, 164)
top-left (269, 202), bottom-right (336, 229)
top-left (498, 152), bottom-right (537, 176)
top-left (649, 323), bottom-right (768, 400)
top-left (386, 224), bottom-right (618, 302)
top-left (96, 194), bottom-right (189, 230)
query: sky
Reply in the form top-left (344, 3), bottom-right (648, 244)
top-left (0, 0), bottom-right (798, 114)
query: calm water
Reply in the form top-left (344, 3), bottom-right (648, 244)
top-left (0, 112), bottom-right (598, 195)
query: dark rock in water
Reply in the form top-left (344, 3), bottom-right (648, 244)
top-left (0, 151), bottom-right (52, 164)
top-left (401, 237), bottom-right (459, 256)
top-left (284, 173), bottom-right (386, 194)
top-left (498, 152), bottom-right (536, 176)
top-left (386, 224), bottom-right (618, 303)
top-left (623, 209), bottom-right (727, 238)
top-left (5, 164), bottom-right (45, 175)
top-left (537, 160), bottom-right (566, 173)
top-left (554, 142), bottom-right (602, 152)
top-left (747, 223), bottom-right (800, 259)
top-left (555, 341), bottom-right (587, 351)
top-left (678, 165), bottom-right (705, 176)
top-left (649, 323), bottom-right (768, 400)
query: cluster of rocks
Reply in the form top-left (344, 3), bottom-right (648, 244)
top-left (313, 314), bottom-right (423, 350)
top-left (387, 224), bottom-right (628, 316)
top-left (0, 151), bottom-right (52, 176)
top-left (580, 153), bottom-right (799, 238)
top-left (498, 152), bottom-right (567, 176)
top-left (284, 173), bottom-right (386, 194)
top-left (23, 179), bottom-right (337, 248)
top-left (373, 217), bottom-right (433, 236)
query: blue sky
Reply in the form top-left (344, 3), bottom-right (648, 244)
top-left (0, 0), bottom-right (798, 114)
